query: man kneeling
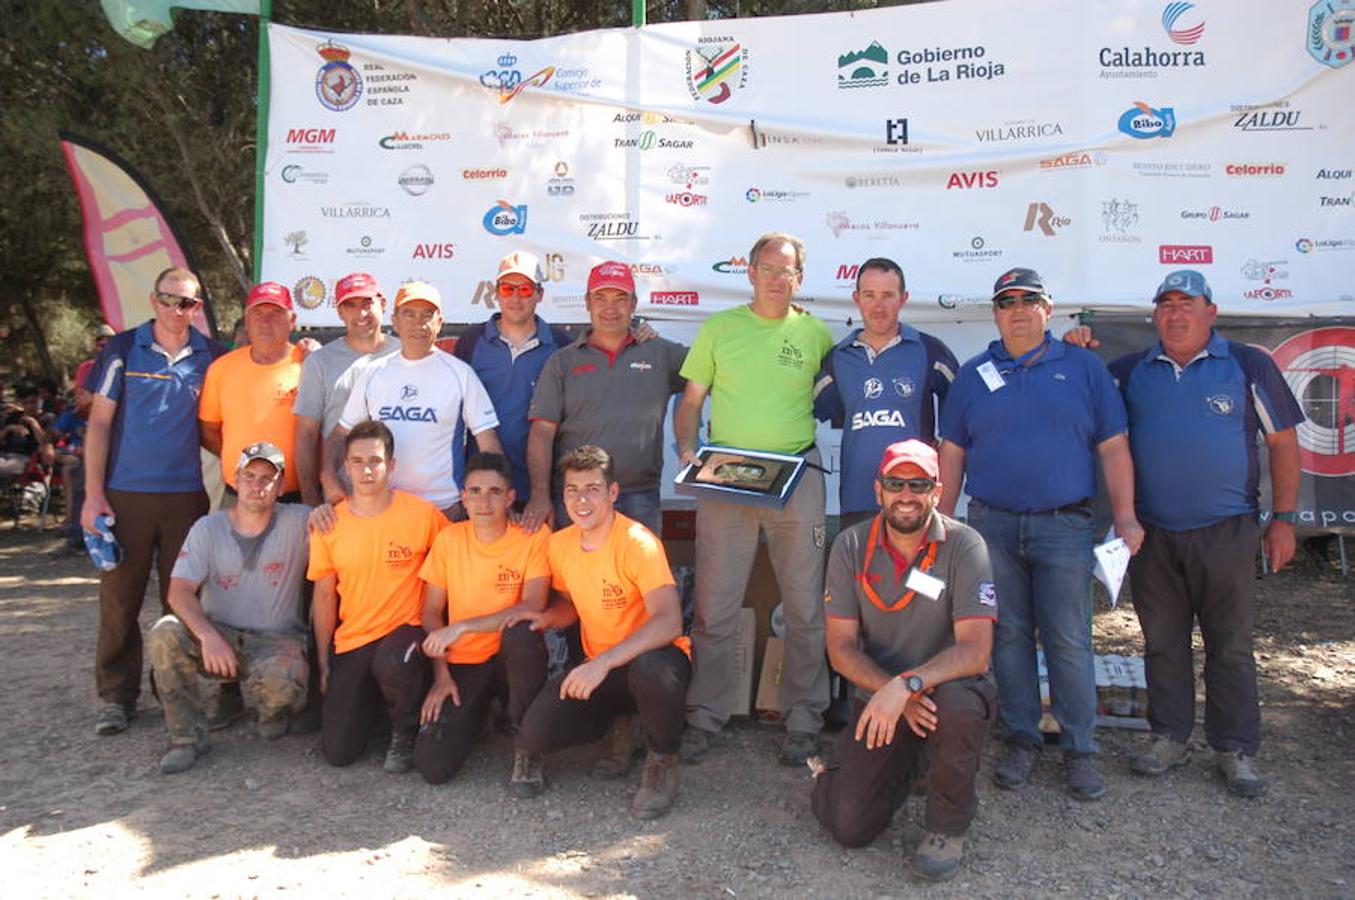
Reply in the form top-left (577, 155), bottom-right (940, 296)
top-left (811, 440), bottom-right (997, 882)
top-left (508, 445), bottom-right (690, 819)
top-left (148, 442), bottom-right (310, 774)
top-left (414, 452), bottom-right (549, 784)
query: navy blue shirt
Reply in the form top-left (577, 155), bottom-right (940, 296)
top-left (813, 324), bottom-right (958, 514)
top-left (1109, 332), bottom-right (1304, 531)
top-left (86, 321), bottom-right (225, 493)
top-left (454, 314), bottom-right (571, 501)
top-left (941, 332), bottom-right (1127, 512)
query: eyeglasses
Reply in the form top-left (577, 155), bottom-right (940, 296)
top-left (753, 263), bottom-right (801, 280)
top-left (155, 292), bottom-right (201, 311)
top-left (878, 475), bottom-right (936, 495)
top-left (497, 282), bottom-right (538, 299)
top-left (993, 293), bottom-right (1045, 311)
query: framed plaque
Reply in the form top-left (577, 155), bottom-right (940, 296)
top-left (674, 445), bottom-right (808, 509)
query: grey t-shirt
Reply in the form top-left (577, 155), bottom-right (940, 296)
top-left (293, 334), bottom-right (402, 435)
top-left (171, 504), bottom-right (312, 634)
top-left (824, 511), bottom-right (997, 700)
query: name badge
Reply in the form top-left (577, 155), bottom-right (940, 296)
top-left (976, 360), bottom-right (1005, 393)
top-left (905, 568), bottom-right (945, 601)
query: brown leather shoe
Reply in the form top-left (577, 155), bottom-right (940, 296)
top-left (631, 751), bottom-right (680, 819)
top-left (593, 714), bottom-right (642, 779)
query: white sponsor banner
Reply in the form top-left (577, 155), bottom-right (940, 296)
top-left (262, 0), bottom-right (1355, 329)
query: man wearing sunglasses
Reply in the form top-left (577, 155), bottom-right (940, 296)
top-left (81, 267), bottom-right (227, 737)
top-left (812, 440), bottom-right (996, 881)
top-left (938, 267), bottom-right (1142, 802)
top-left (453, 252), bottom-right (572, 515)
top-left (293, 272), bottom-right (402, 507)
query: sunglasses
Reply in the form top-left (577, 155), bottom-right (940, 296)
top-left (878, 475), bottom-right (936, 494)
top-left (155, 292), bottom-right (201, 311)
top-left (497, 282), bottom-right (538, 299)
top-left (994, 293), bottom-right (1045, 311)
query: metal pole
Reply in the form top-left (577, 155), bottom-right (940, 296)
top-left (252, 0), bottom-right (274, 282)
top-left (633, 0), bottom-right (646, 27)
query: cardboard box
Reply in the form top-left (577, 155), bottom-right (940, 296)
top-left (731, 607), bottom-right (756, 717)
top-left (754, 636), bottom-right (784, 721)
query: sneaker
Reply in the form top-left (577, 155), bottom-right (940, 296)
top-left (679, 725), bottom-right (717, 764)
top-left (159, 736), bottom-right (210, 775)
top-left (94, 702), bottom-right (134, 736)
top-left (383, 730), bottom-right (416, 774)
top-left (1131, 736), bottom-right (1191, 776)
top-left (992, 743), bottom-right (1039, 790)
top-left (593, 714), bottom-right (641, 779)
top-left (1064, 753), bottom-right (1107, 801)
top-left (779, 730), bottom-right (818, 767)
top-left (631, 751), bottom-right (680, 820)
top-left (257, 713), bottom-right (289, 741)
top-left (1216, 750), bottom-right (1264, 798)
top-left (911, 831), bottom-right (965, 882)
top-left (509, 750), bottom-right (545, 798)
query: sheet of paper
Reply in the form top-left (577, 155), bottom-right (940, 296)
top-left (905, 568), bottom-right (946, 601)
top-left (1093, 530), bottom-right (1130, 607)
top-left (976, 360), bottom-right (1005, 392)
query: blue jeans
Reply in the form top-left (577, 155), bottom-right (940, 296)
top-left (967, 498), bottom-right (1097, 754)
top-left (553, 488), bottom-right (662, 538)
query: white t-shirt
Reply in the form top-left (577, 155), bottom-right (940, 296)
top-left (339, 349), bottom-right (499, 507)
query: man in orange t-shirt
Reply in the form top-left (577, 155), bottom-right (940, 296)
top-left (308, 420), bottom-right (446, 773)
top-left (199, 281), bottom-right (305, 499)
top-left (507, 445), bottom-right (689, 820)
top-left (413, 452), bottom-right (549, 785)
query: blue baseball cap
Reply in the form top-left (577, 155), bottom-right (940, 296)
top-left (992, 267), bottom-right (1050, 302)
top-left (1153, 269), bottom-right (1212, 304)
top-left (83, 514), bottom-right (123, 572)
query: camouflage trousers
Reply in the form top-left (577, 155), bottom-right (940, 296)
top-left (147, 615), bottom-right (308, 744)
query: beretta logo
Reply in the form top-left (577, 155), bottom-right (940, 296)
top-left (315, 41), bottom-right (362, 112)
top-left (1118, 101), bottom-right (1176, 139)
top-left (839, 41), bottom-right (888, 89)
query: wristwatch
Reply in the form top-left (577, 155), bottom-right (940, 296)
top-left (900, 673), bottom-right (925, 693)
top-left (1272, 511), bottom-right (1298, 524)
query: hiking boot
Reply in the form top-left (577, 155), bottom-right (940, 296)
top-left (631, 751), bottom-right (681, 820)
top-left (779, 730), bottom-right (818, 767)
top-left (95, 702), bottom-right (134, 736)
top-left (159, 736), bottom-right (210, 775)
top-left (911, 831), bottom-right (965, 882)
top-left (257, 713), bottom-right (289, 741)
top-left (593, 714), bottom-right (641, 779)
top-left (509, 750), bottom-right (545, 798)
top-left (1217, 750), bottom-right (1264, 798)
top-left (1131, 735), bottom-right (1191, 776)
top-left (679, 725), bottom-right (717, 764)
top-left (992, 743), bottom-right (1039, 790)
top-left (383, 730), bottom-right (416, 774)
top-left (204, 684), bottom-right (245, 732)
top-left (1064, 753), bottom-right (1106, 801)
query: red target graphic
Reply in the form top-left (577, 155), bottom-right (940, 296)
top-left (1270, 327), bottom-right (1355, 477)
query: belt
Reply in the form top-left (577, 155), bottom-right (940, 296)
top-left (1040, 498), bottom-right (1092, 515)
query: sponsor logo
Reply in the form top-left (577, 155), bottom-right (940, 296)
top-left (864, 378), bottom-right (884, 399)
top-left (872, 117), bottom-right (920, 155)
top-left (462, 167), bottom-right (508, 180)
top-left (1232, 101), bottom-right (1314, 132)
top-left (1159, 244), bottom-right (1213, 264)
top-left (844, 174), bottom-right (901, 190)
top-left (613, 110), bottom-right (688, 125)
top-left (666, 191), bottom-right (708, 206)
top-left (893, 376), bottom-right (915, 398)
top-left (651, 291), bottom-right (700, 306)
top-left (549, 67), bottom-right (601, 94)
top-left (547, 161), bottom-right (575, 197)
top-left (937, 292), bottom-right (990, 308)
top-left (668, 163), bottom-right (710, 187)
top-left (320, 202), bottom-right (390, 219)
top-left (360, 61), bottom-right (418, 107)
top-left (280, 164), bottom-right (328, 185)
top-left (1039, 150), bottom-right (1107, 172)
top-left (398, 164), bottom-right (434, 196)
top-left (1240, 258), bottom-right (1293, 300)
top-left (628, 263), bottom-right (672, 278)
top-left (345, 234), bottom-right (384, 258)
top-left (378, 406), bottom-right (437, 423)
top-left (411, 242), bottom-right (456, 260)
top-left (1296, 237), bottom-right (1355, 253)
top-left (1118, 101), bottom-right (1176, 139)
top-left (777, 339), bottom-right (806, 371)
top-left (480, 51), bottom-right (555, 104)
top-left (1225, 163), bottom-right (1286, 177)
top-left (835, 264), bottom-right (860, 285)
top-left (824, 211), bottom-right (919, 238)
top-left (746, 186), bottom-right (809, 202)
top-left (686, 37), bottom-right (748, 105)
top-left (1180, 205), bottom-right (1251, 222)
top-left (629, 361), bottom-right (653, 372)
top-left (1023, 202), bottom-right (1071, 236)
top-left (895, 44), bottom-right (1005, 84)
top-left (839, 41), bottom-right (889, 89)
top-left (284, 127), bottom-right (335, 153)
top-left (1320, 194), bottom-right (1354, 207)
top-left (493, 123), bottom-right (570, 148)
top-left (1098, 3), bottom-right (1206, 77)
top-left (400, 385), bottom-right (419, 401)
top-left (483, 201), bottom-right (528, 236)
top-left (1163, 1), bottom-right (1206, 44)
top-left (952, 235), bottom-right (1003, 263)
top-left (750, 128), bottom-right (825, 149)
top-left (713, 256), bottom-right (749, 275)
top-left (946, 170), bottom-right (998, 189)
top-left (1271, 326), bottom-right (1355, 478)
top-left (578, 211), bottom-right (653, 242)
top-left (378, 130), bottom-right (450, 150)
top-left (978, 581), bottom-right (998, 608)
top-left (1132, 161), bottom-right (1211, 179)
top-left (1100, 198), bottom-right (1141, 244)
top-left (975, 121), bottom-right (1062, 142)
top-left (850, 409), bottom-right (906, 430)
top-left (283, 230), bottom-right (308, 258)
top-left (1307, 0), bottom-right (1355, 68)
top-left (1205, 394), bottom-right (1235, 415)
top-left (614, 130), bottom-right (694, 150)
top-left (315, 41), bottom-right (362, 112)
top-left (293, 276), bottom-right (325, 310)
top-left (1319, 168), bottom-right (1354, 179)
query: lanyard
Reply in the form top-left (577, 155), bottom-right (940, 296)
top-left (856, 515), bottom-right (938, 612)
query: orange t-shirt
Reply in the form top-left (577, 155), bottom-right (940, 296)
top-left (548, 513), bottom-right (689, 660)
top-left (198, 344), bottom-right (304, 493)
top-left (307, 491), bottom-right (446, 654)
top-left (419, 521), bottom-right (550, 664)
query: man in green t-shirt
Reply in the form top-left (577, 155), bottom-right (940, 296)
top-left (674, 231), bottom-right (836, 767)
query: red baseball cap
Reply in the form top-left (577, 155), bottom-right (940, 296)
top-left (246, 281), bottom-right (294, 311)
top-left (878, 440), bottom-right (939, 479)
top-left (587, 261), bottom-right (635, 295)
top-left (335, 272), bottom-right (383, 304)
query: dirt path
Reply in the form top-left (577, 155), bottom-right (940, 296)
top-left (1, 526), bottom-right (1351, 898)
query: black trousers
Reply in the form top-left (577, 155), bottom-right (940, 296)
top-left (413, 623), bottom-right (548, 784)
top-left (812, 677), bottom-right (995, 842)
top-left (321, 625), bottom-right (428, 766)
top-left (517, 645), bottom-right (691, 757)
top-left (1128, 515), bottom-right (1262, 754)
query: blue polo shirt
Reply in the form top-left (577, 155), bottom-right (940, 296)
top-left (1109, 332), bottom-right (1304, 531)
top-left (87, 321), bottom-right (225, 493)
top-left (940, 332), bottom-right (1127, 513)
top-left (813, 324), bottom-right (958, 514)
top-left (454, 313), bottom-right (571, 500)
